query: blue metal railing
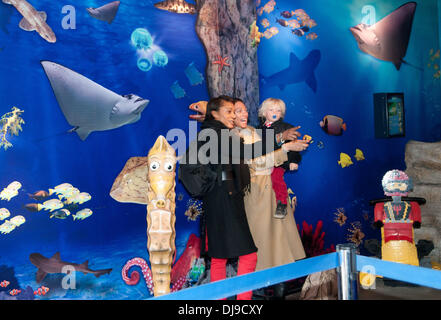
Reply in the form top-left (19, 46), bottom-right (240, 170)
top-left (152, 252), bottom-right (339, 300)
top-left (150, 247), bottom-right (441, 300)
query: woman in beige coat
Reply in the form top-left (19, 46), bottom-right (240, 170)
top-left (232, 99), bottom-right (306, 273)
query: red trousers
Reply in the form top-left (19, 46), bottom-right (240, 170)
top-left (271, 166), bottom-right (288, 205)
top-left (210, 252), bottom-right (257, 300)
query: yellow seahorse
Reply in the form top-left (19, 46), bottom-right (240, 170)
top-left (0, 107), bottom-right (25, 150)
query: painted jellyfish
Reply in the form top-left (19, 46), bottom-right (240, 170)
top-left (153, 50), bottom-right (168, 67)
top-left (170, 81), bottom-right (186, 99)
top-left (184, 62), bottom-right (204, 86)
top-left (131, 28), bottom-right (153, 50)
top-left (137, 57), bottom-right (153, 72)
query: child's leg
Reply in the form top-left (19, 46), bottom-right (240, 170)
top-left (236, 252), bottom-right (258, 300)
top-left (271, 167), bottom-right (288, 205)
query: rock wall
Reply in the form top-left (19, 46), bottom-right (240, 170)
top-left (195, 0), bottom-right (260, 125)
top-left (405, 140), bottom-right (441, 263)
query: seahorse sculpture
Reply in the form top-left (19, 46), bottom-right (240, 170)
top-left (110, 135), bottom-right (177, 296)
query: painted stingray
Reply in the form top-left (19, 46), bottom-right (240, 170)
top-left (350, 2), bottom-right (417, 70)
top-left (41, 61), bottom-right (149, 140)
top-left (87, 1), bottom-right (120, 24)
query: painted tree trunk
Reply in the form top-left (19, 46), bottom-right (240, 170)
top-left (195, 0), bottom-right (260, 126)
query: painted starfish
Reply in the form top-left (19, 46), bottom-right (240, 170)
top-left (213, 55), bottom-right (230, 73)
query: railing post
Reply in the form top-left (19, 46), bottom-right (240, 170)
top-left (336, 243), bottom-right (358, 300)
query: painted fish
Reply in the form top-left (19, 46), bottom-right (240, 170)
top-left (49, 209), bottom-right (70, 219)
top-left (287, 19), bottom-right (300, 29)
top-left (153, 0), bottom-right (196, 14)
top-left (57, 187), bottom-right (80, 201)
top-left (260, 18), bottom-right (270, 28)
top-left (306, 32), bottom-right (318, 40)
top-left (354, 148), bottom-right (365, 161)
top-left (9, 215), bottom-right (25, 226)
top-left (65, 192), bottom-right (91, 205)
top-left (1, 0), bottom-right (56, 43)
top-left (24, 203), bottom-right (40, 212)
top-left (38, 199), bottom-right (64, 212)
top-left (48, 183), bottom-right (73, 196)
top-left (50, 209), bottom-right (70, 219)
top-left (73, 208), bottom-right (93, 221)
top-left (320, 115), bottom-right (347, 136)
top-left (0, 208), bottom-right (10, 220)
top-left (34, 286), bottom-right (49, 296)
top-left (280, 10), bottom-right (293, 18)
top-left (0, 220), bottom-right (16, 234)
top-left (28, 190), bottom-right (50, 201)
top-left (7, 181), bottom-right (21, 190)
top-left (0, 187), bottom-right (18, 201)
top-left (292, 28), bottom-right (304, 37)
top-left (9, 289), bottom-right (21, 296)
top-left (338, 153), bottom-right (353, 168)
top-left (276, 18), bottom-right (289, 27)
top-left (0, 280), bottom-right (10, 287)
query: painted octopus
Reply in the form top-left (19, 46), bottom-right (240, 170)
top-left (110, 136), bottom-right (177, 296)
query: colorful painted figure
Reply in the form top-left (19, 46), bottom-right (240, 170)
top-left (375, 170), bottom-right (421, 266)
top-left (361, 170), bottom-right (421, 287)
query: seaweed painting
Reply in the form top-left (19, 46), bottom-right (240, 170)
top-left (0, 107), bottom-right (24, 150)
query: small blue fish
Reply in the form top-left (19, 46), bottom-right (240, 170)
top-left (184, 62), bottom-right (204, 86)
top-left (170, 81), bottom-right (186, 99)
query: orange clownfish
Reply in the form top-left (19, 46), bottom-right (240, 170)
top-left (0, 280), bottom-right (10, 287)
top-left (34, 286), bottom-right (50, 296)
top-left (9, 289), bottom-right (21, 296)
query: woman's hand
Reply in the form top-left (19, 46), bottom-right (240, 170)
top-left (282, 140), bottom-right (310, 152)
top-left (281, 126), bottom-right (302, 142)
top-left (189, 101), bottom-right (208, 122)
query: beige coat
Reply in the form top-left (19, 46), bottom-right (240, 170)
top-left (235, 126), bottom-right (306, 271)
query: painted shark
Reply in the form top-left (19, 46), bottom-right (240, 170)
top-left (2, 0), bottom-right (56, 43)
top-left (350, 2), bottom-right (417, 70)
top-left (153, 0), bottom-right (196, 15)
top-left (29, 252), bottom-right (112, 283)
top-left (261, 50), bottom-right (321, 93)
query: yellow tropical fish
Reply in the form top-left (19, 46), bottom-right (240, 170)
top-left (0, 188), bottom-right (18, 201)
top-left (260, 18), bottom-right (270, 28)
top-left (49, 183), bottom-right (74, 196)
top-left (38, 199), bottom-right (64, 212)
top-left (338, 153), bottom-right (353, 168)
top-left (0, 220), bottom-right (16, 234)
top-left (73, 208), bottom-right (93, 221)
top-left (7, 181), bottom-right (21, 190)
top-left (57, 187), bottom-right (80, 200)
top-left (287, 19), bottom-right (300, 29)
top-left (354, 148), bottom-right (365, 161)
top-left (9, 215), bottom-right (25, 226)
top-left (306, 32), bottom-right (318, 40)
top-left (65, 192), bottom-right (91, 205)
top-left (0, 208), bottom-right (10, 220)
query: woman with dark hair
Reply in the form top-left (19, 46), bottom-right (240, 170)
top-left (195, 96), bottom-right (309, 300)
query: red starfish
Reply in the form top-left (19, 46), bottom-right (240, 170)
top-left (213, 55), bottom-right (230, 73)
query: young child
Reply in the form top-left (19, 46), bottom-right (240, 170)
top-left (258, 98), bottom-right (301, 219)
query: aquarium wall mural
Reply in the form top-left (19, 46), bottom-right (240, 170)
top-left (0, 0), bottom-right (440, 299)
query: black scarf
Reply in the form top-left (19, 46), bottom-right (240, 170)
top-left (200, 119), bottom-right (251, 195)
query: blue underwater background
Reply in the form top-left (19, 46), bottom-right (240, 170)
top-left (0, 0), bottom-right (440, 299)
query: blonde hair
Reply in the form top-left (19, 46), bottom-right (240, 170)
top-left (258, 98), bottom-right (286, 119)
